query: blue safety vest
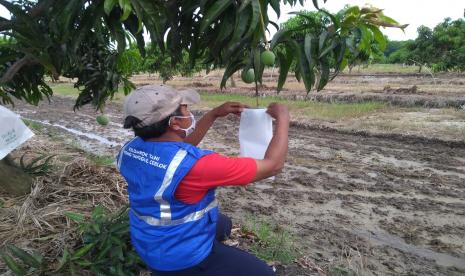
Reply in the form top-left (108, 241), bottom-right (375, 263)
top-left (116, 137), bottom-right (218, 271)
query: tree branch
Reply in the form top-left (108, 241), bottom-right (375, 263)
top-left (0, 56), bottom-right (38, 84)
top-left (0, 0), bottom-right (55, 32)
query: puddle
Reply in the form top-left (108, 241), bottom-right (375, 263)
top-left (26, 118), bottom-right (122, 148)
top-left (254, 183), bottom-right (274, 189)
top-left (26, 118), bottom-right (123, 154)
top-left (354, 228), bottom-right (465, 270)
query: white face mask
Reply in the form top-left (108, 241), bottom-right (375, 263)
top-left (170, 113), bottom-right (196, 137)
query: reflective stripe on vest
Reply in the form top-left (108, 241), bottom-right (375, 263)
top-left (131, 148), bottom-right (218, 226)
top-left (132, 199), bottom-right (218, 226)
top-left (154, 149), bottom-right (188, 220)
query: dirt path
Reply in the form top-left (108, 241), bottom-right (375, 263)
top-left (13, 97), bottom-right (465, 275)
top-left (130, 72), bottom-right (465, 108)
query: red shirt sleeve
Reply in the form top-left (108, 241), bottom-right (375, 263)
top-left (174, 153), bottom-right (257, 204)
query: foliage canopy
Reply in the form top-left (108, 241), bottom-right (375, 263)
top-left (384, 18), bottom-right (465, 72)
top-left (0, 0), bottom-right (405, 109)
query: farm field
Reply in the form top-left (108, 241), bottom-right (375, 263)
top-left (4, 71), bottom-right (465, 275)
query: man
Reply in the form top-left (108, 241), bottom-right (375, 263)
top-left (117, 84), bottom-right (289, 275)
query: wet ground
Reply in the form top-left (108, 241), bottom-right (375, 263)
top-left (12, 96), bottom-right (465, 275)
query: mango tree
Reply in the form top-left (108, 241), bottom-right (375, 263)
top-left (0, 0), bottom-right (405, 195)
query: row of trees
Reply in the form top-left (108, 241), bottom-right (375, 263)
top-left (23, 14), bottom-right (460, 79)
top-left (121, 43), bottom-right (204, 83)
top-left (383, 18), bottom-right (465, 72)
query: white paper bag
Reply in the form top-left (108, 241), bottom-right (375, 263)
top-left (0, 105), bottom-right (34, 160)
top-left (239, 108), bottom-right (272, 159)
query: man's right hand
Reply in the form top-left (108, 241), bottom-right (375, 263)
top-left (266, 103), bottom-right (290, 122)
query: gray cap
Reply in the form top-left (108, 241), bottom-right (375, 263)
top-left (123, 84), bottom-right (200, 127)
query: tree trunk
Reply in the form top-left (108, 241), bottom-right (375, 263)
top-left (348, 65), bottom-right (354, 74)
top-left (418, 64), bottom-right (422, 73)
top-left (230, 75), bottom-right (236, 88)
top-left (0, 154), bottom-right (33, 196)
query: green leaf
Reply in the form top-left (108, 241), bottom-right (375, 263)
top-left (269, 0), bottom-right (280, 17)
top-left (199, 0), bottom-right (232, 33)
top-left (276, 49), bottom-right (293, 93)
top-left (72, 243), bottom-right (95, 260)
top-left (104, 0), bottom-right (117, 15)
top-left (304, 33), bottom-right (314, 67)
top-left (295, 68), bottom-right (301, 82)
top-left (270, 28), bottom-right (291, 49)
top-left (244, 0), bottom-right (261, 39)
top-left (344, 6), bottom-right (360, 17)
top-left (253, 47), bottom-right (262, 83)
top-left (341, 14), bottom-right (357, 30)
top-left (7, 245), bottom-right (42, 268)
top-left (115, 246), bottom-right (124, 261)
top-left (229, 10), bottom-right (250, 46)
top-left (65, 212), bottom-right (85, 223)
top-left (238, 0), bottom-right (252, 12)
top-left (114, 23), bottom-right (127, 53)
top-left (291, 40), bottom-right (314, 93)
top-left (368, 25), bottom-right (386, 51)
top-left (216, 11), bottom-right (235, 42)
top-left (96, 239), bottom-right (113, 260)
top-left (378, 14), bottom-right (399, 25)
top-left (92, 223), bottom-right (101, 234)
top-left (317, 59), bottom-right (330, 91)
top-left (332, 39), bottom-right (346, 76)
top-left (318, 30), bottom-right (328, 52)
top-left (359, 24), bottom-right (371, 51)
top-left (312, 0), bottom-right (319, 10)
top-left (91, 205), bottom-right (106, 220)
top-left (109, 221), bottom-right (129, 233)
top-left (70, 263), bottom-right (78, 276)
top-left (136, 0), bottom-right (166, 52)
top-left (220, 59), bottom-right (243, 89)
top-left (120, 0), bottom-right (132, 21)
top-left (75, 259), bottom-right (93, 267)
top-left (319, 39), bottom-right (338, 58)
top-left (0, 251), bottom-right (27, 276)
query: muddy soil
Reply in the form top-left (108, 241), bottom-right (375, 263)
top-left (12, 97), bottom-right (465, 275)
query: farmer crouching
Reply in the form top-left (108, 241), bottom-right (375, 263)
top-left (117, 84), bottom-right (289, 275)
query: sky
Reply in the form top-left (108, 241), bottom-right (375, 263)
top-left (0, 0), bottom-right (463, 41)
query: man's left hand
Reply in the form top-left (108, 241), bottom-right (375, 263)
top-left (213, 102), bottom-right (248, 118)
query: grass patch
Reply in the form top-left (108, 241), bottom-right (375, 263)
top-left (22, 119), bottom-right (44, 131)
top-left (330, 266), bottom-right (361, 276)
top-left (50, 83), bottom-right (126, 101)
top-left (199, 93), bottom-right (386, 121)
top-left (342, 64), bottom-right (420, 74)
top-left (49, 83), bottom-right (386, 121)
top-left (86, 153), bottom-right (115, 167)
top-left (243, 217), bottom-right (297, 265)
top-left (49, 83), bottom-right (80, 97)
